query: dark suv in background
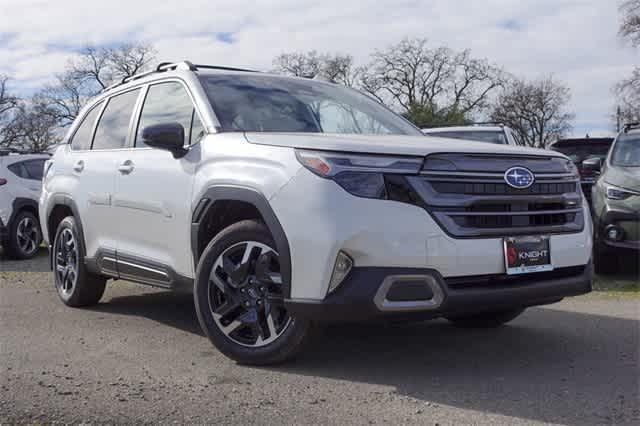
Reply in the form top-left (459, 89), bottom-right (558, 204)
top-left (549, 137), bottom-right (614, 204)
top-left (583, 126), bottom-right (640, 273)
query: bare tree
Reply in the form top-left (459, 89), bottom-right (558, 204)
top-left (616, 67), bottom-right (640, 123)
top-left (36, 42), bottom-right (156, 126)
top-left (273, 51), bottom-right (359, 86)
top-left (3, 103), bottom-right (61, 152)
top-left (0, 75), bottom-right (21, 148)
top-left (617, 1), bottom-right (640, 126)
top-left (620, 0), bottom-right (640, 47)
top-left (490, 76), bottom-right (574, 148)
top-left (359, 38), bottom-right (504, 127)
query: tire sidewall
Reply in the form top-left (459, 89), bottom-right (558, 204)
top-left (194, 220), bottom-right (310, 364)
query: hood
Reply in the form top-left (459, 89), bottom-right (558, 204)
top-left (244, 132), bottom-right (566, 159)
top-left (604, 165), bottom-right (640, 192)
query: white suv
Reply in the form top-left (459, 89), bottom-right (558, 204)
top-left (41, 62), bottom-right (593, 364)
top-left (422, 123), bottom-right (521, 145)
top-left (1, 151), bottom-right (49, 259)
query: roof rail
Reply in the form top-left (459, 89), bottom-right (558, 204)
top-left (101, 61), bottom-right (258, 93)
top-left (471, 121), bottom-right (504, 127)
top-left (623, 122), bottom-right (640, 133)
top-left (421, 122), bottom-right (504, 129)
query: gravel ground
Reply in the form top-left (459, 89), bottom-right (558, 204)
top-left (1, 249), bottom-right (639, 425)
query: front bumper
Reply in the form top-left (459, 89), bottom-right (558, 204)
top-left (285, 263), bottom-right (592, 322)
top-left (597, 206), bottom-right (640, 251)
top-left (270, 167), bottom-right (593, 300)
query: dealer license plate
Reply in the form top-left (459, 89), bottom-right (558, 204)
top-left (503, 236), bottom-right (553, 275)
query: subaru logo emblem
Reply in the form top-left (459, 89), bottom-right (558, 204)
top-left (504, 166), bottom-right (534, 189)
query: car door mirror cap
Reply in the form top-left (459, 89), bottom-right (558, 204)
top-left (581, 157), bottom-right (602, 174)
top-left (142, 123), bottom-right (188, 159)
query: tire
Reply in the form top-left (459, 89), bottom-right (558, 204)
top-left (6, 210), bottom-right (42, 259)
top-left (194, 220), bottom-right (312, 365)
top-left (53, 216), bottom-right (106, 307)
top-left (446, 308), bottom-right (525, 328)
top-left (593, 241), bottom-right (617, 275)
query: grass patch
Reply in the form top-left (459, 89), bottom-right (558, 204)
top-left (593, 274), bottom-right (639, 293)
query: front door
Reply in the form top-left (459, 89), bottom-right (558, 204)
top-left (113, 81), bottom-right (204, 284)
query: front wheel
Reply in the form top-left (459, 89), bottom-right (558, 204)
top-left (194, 220), bottom-right (312, 365)
top-left (446, 308), bottom-right (525, 328)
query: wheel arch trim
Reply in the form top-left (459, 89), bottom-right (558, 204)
top-left (8, 197), bottom-right (39, 227)
top-left (45, 194), bottom-right (87, 268)
top-left (191, 185), bottom-right (292, 298)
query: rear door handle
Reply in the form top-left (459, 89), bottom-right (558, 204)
top-left (73, 160), bottom-right (84, 173)
top-left (118, 160), bottom-right (134, 174)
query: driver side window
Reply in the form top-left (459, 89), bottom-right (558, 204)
top-left (135, 82), bottom-right (202, 148)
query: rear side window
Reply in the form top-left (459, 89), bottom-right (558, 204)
top-left (7, 159), bottom-right (46, 180)
top-left (7, 162), bottom-right (29, 179)
top-left (70, 102), bottom-right (103, 150)
top-left (93, 89), bottom-right (141, 150)
top-left (135, 82), bottom-right (198, 148)
top-left (23, 159), bottom-right (46, 180)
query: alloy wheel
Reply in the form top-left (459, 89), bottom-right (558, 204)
top-left (208, 241), bottom-right (292, 347)
top-left (16, 216), bottom-right (40, 255)
top-left (55, 228), bottom-right (78, 295)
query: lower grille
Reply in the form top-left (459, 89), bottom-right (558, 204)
top-left (445, 265), bottom-right (587, 290)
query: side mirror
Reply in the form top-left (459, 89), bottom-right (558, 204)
top-left (581, 157), bottom-right (602, 175)
top-left (142, 123), bottom-right (187, 158)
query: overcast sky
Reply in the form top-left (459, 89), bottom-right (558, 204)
top-left (0, 0), bottom-right (635, 136)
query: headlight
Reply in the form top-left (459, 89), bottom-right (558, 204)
top-left (605, 184), bottom-right (640, 200)
top-left (295, 150), bottom-right (423, 199)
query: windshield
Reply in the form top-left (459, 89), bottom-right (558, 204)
top-left (426, 130), bottom-right (507, 144)
top-left (552, 144), bottom-right (611, 163)
top-left (611, 134), bottom-right (640, 167)
top-left (200, 74), bottom-right (422, 135)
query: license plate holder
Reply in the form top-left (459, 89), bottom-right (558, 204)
top-left (503, 236), bottom-right (553, 275)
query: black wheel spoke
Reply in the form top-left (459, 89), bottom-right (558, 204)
top-left (214, 297), bottom-right (241, 318)
top-left (222, 254), bottom-right (250, 283)
top-left (254, 251), bottom-right (282, 284)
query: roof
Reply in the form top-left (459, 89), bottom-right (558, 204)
top-left (101, 61), bottom-right (259, 94)
top-left (0, 152), bottom-right (50, 164)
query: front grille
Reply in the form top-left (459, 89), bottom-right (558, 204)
top-left (431, 181), bottom-right (577, 195)
top-left (408, 153), bottom-right (584, 238)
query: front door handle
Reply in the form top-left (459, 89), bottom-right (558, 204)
top-left (73, 160), bottom-right (84, 173)
top-left (118, 160), bottom-right (134, 174)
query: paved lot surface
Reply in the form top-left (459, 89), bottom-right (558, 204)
top-left (1, 249), bottom-right (639, 425)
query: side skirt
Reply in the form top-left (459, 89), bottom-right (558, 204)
top-left (85, 249), bottom-right (194, 293)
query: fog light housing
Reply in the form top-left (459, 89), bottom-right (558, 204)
top-left (605, 225), bottom-right (624, 241)
top-left (328, 251), bottom-right (353, 294)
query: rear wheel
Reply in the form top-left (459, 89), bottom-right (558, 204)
top-left (194, 220), bottom-right (312, 365)
top-left (6, 210), bottom-right (42, 259)
top-left (446, 308), bottom-right (525, 328)
top-left (53, 216), bottom-right (106, 307)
